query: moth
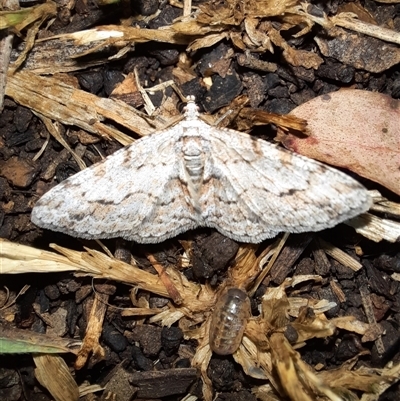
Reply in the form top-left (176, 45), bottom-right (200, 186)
top-left (31, 97), bottom-right (371, 243)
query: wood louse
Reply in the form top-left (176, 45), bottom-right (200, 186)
top-left (209, 288), bottom-right (251, 355)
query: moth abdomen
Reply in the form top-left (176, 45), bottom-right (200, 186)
top-left (209, 288), bottom-right (251, 355)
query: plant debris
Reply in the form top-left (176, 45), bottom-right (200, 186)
top-left (1, 0), bottom-right (400, 400)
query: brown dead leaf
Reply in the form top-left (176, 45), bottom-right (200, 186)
top-left (34, 354), bottom-right (79, 401)
top-left (337, 2), bottom-right (377, 24)
top-left (175, 0), bottom-right (312, 56)
top-left (110, 72), bottom-right (144, 108)
top-left (75, 291), bottom-right (107, 369)
top-left (266, 24), bottom-right (324, 69)
top-left (145, 253), bottom-right (183, 305)
top-left (281, 90), bottom-right (400, 196)
top-left (243, 17), bottom-right (272, 51)
top-left (0, 156), bottom-right (36, 188)
top-left (187, 32), bottom-right (229, 52)
top-left (270, 333), bottom-right (318, 401)
top-left (317, 366), bottom-right (389, 392)
top-left (196, 0), bottom-right (244, 26)
top-left (239, 107), bottom-right (307, 132)
top-left (194, 0), bottom-right (299, 27)
top-left (245, 0), bottom-right (299, 17)
top-left (8, 2), bottom-right (57, 32)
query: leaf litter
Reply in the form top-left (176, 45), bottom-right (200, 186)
top-left (1, 0), bottom-right (400, 400)
top-left (2, 234), bottom-right (399, 400)
top-left (281, 90), bottom-right (400, 197)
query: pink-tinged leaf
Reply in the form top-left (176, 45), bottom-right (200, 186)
top-left (282, 90), bottom-right (400, 196)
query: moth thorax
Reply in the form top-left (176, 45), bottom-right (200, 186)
top-left (182, 138), bottom-right (205, 187)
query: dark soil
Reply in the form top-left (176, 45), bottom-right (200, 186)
top-left (1, 1), bottom-right (400, 400)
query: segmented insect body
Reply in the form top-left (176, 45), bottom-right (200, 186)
top-left (209, 288), bottom-right (251, 355)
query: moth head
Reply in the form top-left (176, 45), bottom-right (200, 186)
top-left (184, 96), bottom-right (200, 120)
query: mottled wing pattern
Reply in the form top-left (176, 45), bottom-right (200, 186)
top-left (32, 98), bottom-right (372, 244)
top-left (201, 127), bottom-right (371, 243)
top-left (31, 129), bottom-right (198, 243)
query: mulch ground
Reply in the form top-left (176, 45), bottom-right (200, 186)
top-left (1, 1), bottom-right (400, 401)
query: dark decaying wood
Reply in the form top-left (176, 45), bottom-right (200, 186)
top-left (129, 368), bottom-right (198, 398)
